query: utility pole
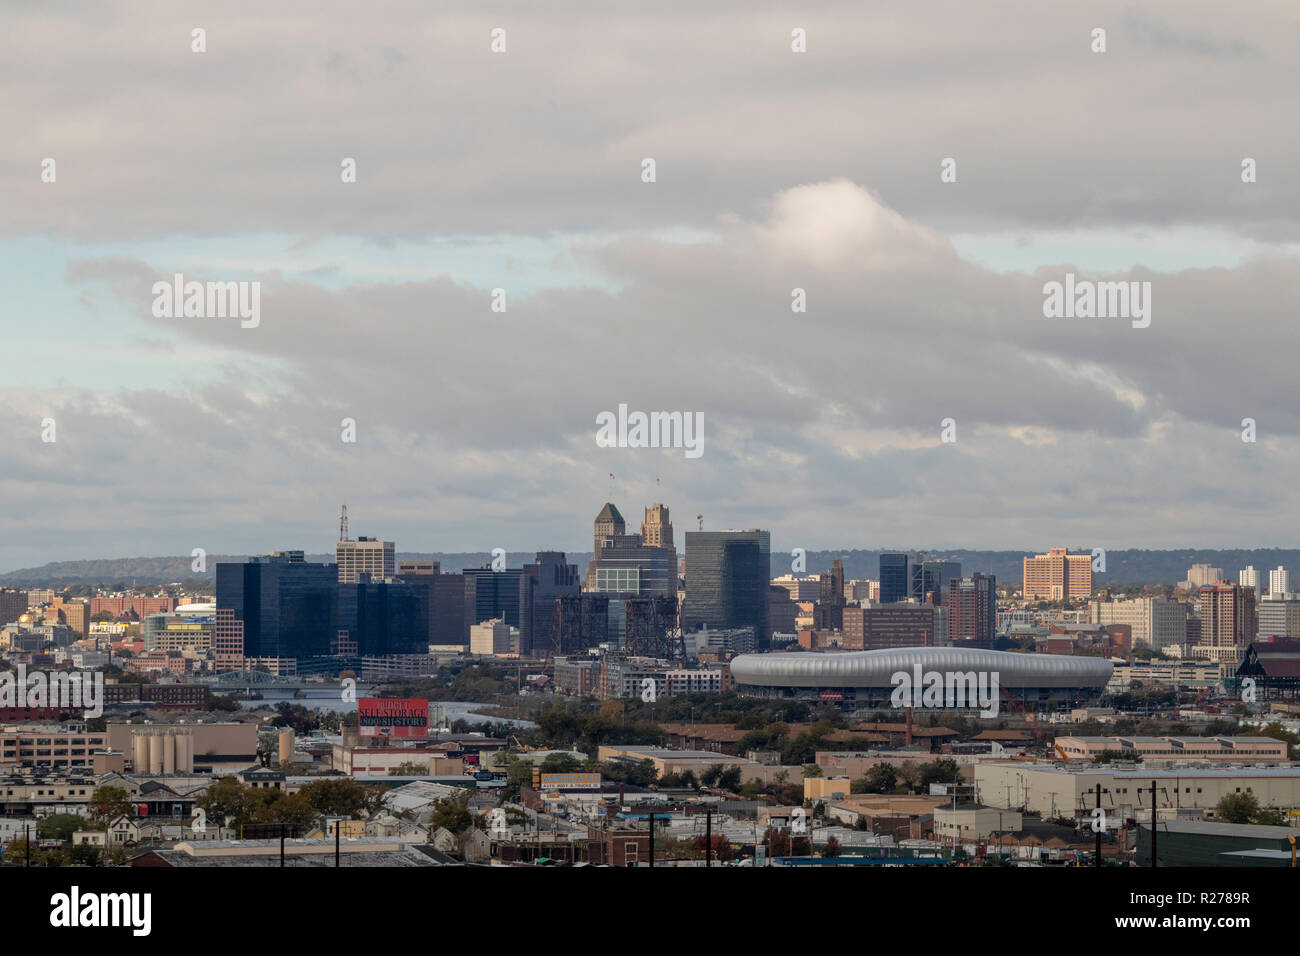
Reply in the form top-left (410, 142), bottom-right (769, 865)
top-left (335, 821), bottom-right (340, 867)
top-left (280, 822), bottom-right (286, 867)
top-left (1094, 783), bottom-right (1102, 868)
top-left (1149, 780), bottom-right (1158, 868)
top-left (705, 809), bottom-right (712, 868)
top-left (648, 814), bottom-right (654, 868)
top-left (25, 824), bottom-right (31, 867)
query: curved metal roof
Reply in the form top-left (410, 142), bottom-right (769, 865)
top-left (730, 647), bottom-right (1113, 689)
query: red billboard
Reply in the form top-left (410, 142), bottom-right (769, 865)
top-left (358, 698), bottom-right (429, 738)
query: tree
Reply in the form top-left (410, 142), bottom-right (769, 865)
top-left (823, 835), bottom-right (842, 859)
top-left (430, 791), bottom-right (474, 835)
top-left (39, 813), bottom-right (85, 843)
top-left (1216, 792), bottom-right (1259, 825)
top-left (196, 776), bottom-right (256, 829)
top-left (88, 786), bottom-right (135, 827)
top-left (540, 752), bottom-right (583, 773)
top-left (802, 764), bottom-right (823, 778)
top-left (297, 778), bottom-right (382, 818)
top-left (717, 766), bottom-right (742, 792)
top-left (68, 843), bottom-right (103, 867)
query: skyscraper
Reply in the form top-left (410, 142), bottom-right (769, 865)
top-left (585, 502), bottom-right (677, 597)
top-left (1196, 583), bottom-right (1256, 662)
top-left (681, 530), bottom-right (770, 648)
top-left (879, 553), bottom-right (910, 604)
top-left (520, 551), bottom-right (581, 655)
top-left (215, 553), bottom-right (339, 660)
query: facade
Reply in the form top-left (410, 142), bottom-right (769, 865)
top-left (842, 605), bottom-right (938, 650)
top-left (1194, 583), bottom-right (1256, 663)
top-left (1184, 564), bottom-right (1225, 589)
top-left (585, 504), bottom-right (676, 599)
top-left (463, 566), bottom-right (524, 630)
top-left (878, 553), bottom-right (910, 605)
top-left (1256, 600), bottom-right (1300, 640)
top-left (945, 574), bottom-right (996, 648)
top-left (1268, 565), bottom-right (1291, 600)
top-left (1054, 736), bottom-right (1288, 764)
top-left (144, 607), bottom-right (216, 653)
top-left (335, 536), bottom-right (395, 584)
top-left (976, 762), bottom-right (1300, 820)
top-left (336, 579), bottom-right (426, 656)
top-left (470, 618), bottom-right (514, 656)
top-left (1022, 548), bottom-right (1093, 601)
top-left (681, 530), bottom-right (771, 648)
top-left (0, 726), bottom-right (110, 769)
top-left (520, 551), bottom-right (581, 655)
top-left (396, 568), bottom-right (471, 650)
top-left (215, 553), bottom-right (339, 660)
top-left (1089, 597), bottom-right (1187, 650)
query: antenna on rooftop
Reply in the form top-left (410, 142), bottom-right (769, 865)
top-left (339, 504), bottom-right (350, 542)
top-left (697, 514), bottom-right (703, 531)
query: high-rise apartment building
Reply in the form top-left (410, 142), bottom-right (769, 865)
top-left (1239, 566), bottom-right (1262, 601)
top-left (1269, 566), bottom-right (1290, 600)
top-left (681, 530), bottom-right (771, 648)
top-left (1195, 583), bottom-right (1256, 663)
top-left (946, 574), bottom-right (996, 648)
top-left (1022, 549), bottom-right (1093, 600)
top-left (335, 536), bottom-right (395, 584)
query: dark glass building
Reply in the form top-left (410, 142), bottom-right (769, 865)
top-left (463, 566), bottom-right (524, 628)
top-left (681, 530), bottom-right (771, 648)
top-left (879, 552), bottom-right (910, 604)
top-left (337, 579), bottom-right (426, 656)
top-left (520, 551), bottom-right (581, 655)
top-left (214, 553), bottom-right (338, 659)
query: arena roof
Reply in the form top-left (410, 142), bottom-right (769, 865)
top-left (730, 647), bottom-right (1112, 689)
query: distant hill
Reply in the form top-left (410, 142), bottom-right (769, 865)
top-left (4, 548), bottom-right (1299, 588)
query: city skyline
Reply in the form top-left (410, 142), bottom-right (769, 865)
top-left (5, 3), bottom-right (1300, 571)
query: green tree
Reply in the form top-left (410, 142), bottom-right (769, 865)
top-left (1216, 792), bottom-right (1259, 825)
top-left (430, 791), bottom-right (474, 835)
top-left (88, 786), bottom-right (135, 827)
top-left (39, 813), bottom-right (85, 842)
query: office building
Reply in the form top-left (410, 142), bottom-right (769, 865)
top-left (585, 503), bottom-right (677, 597)
top-left (1239, 566), bottom-right (1262, 601)
top-left (470, 618), bottom-right (514, 656)
top-left (215, 553), bottom-right (339, 660)
top-left (1089, 597), bottom-right (1187, 651)
top-left (463, 566), bottom-right (524, 629)
top-left (1257, 600), bottom-right (1300, 640)
top-left (0, 589), bottom-right (29, 627)
top-left (336, 536), bottom-right (395, 584)
top-left (520, 551), bottom-right (581, 655)
top-left (681, 530), bottom-right (771, 648)
top-left (878, 553), bottom-right (910, 605)
top-left (1184, 564), bottom-right (1225, 590)
top-left (395, 567), bottom-right (471, 649)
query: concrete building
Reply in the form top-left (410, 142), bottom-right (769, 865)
top-left (1194, 583), bottom-right (1256, 663)
top-left (975, 762), bottom-right (1300, 820)
top-left (1269, 566), bottom-right (1291, 600)
top-left (933, 805), bottom-right (1022, 842)
top-left (0, 725), bottom-right (110, 769)
top-left (1054, 736), bottom-right (1289, 764)
top-left (1022, 549), bottom-right (1093, 601)
top-left (1089, 597), bottom-right (1187, 650)
top-left (335, 536), bottom-right (396, 585)
top-left (1257, 600), bottom-right (1300, 640)
top-left (470, 618), bottom-right (514, 656)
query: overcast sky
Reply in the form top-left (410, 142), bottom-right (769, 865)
top-left (2, 1), bottom-right (1299, 572)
